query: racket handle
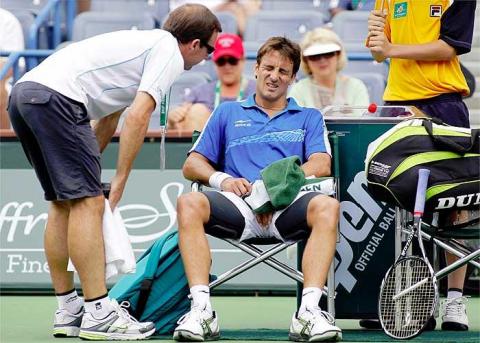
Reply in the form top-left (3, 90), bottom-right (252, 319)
top-left (413, 168), bottom-right (430, 217)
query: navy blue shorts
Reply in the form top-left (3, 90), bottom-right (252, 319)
top-left (8, 81), bottom-right (102, 201)
top-left (202, 191), bottom-right (319, 242)
top-left (385, 93), bottom-right (470, 128)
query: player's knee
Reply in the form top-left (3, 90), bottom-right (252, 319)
top-left (309, 195), bottom-right (339, 227)
top-left (177, 192), bottom-right (209, 220)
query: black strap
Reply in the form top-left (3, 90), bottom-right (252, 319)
top-left (133, 278), bottom-right (153, 319)
top-left (422, 120), bottom-right (479, 154)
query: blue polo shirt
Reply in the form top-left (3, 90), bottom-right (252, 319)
top-left (190, 94), bottom-right (331, 182)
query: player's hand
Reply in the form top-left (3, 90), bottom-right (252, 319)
top-left (368, 31), bottom-right (391, 59)
top-left (256, 212), bottom-right (273, 229)
top-left (221, 177), bottom-right (252, 197)
top-left (368, 10), bottom-right (386, 35)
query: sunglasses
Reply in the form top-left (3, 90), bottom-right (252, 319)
top-left (215, 57), bottom-right (239, 67)
top-left (306, 51), bottom-right (338, 61)
top-left (201, 40), bottom-right (215, 55)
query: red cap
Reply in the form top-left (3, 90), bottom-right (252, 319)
top-left (212, 33), bottom-right (244, 62)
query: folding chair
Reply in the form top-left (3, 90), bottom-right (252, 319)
top-left (395, 209), bottom-right (480, 284)
top-left (189, 132), bottom-right (341, 317)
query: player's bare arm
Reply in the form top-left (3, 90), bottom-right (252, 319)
top-left (301, 152), bottom-right (331, 178)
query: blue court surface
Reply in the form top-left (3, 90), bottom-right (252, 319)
top-left (1, 296), bottom-right (478, 342)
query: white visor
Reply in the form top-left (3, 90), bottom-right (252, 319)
top-left (303, 43), bottom-right (341, 57)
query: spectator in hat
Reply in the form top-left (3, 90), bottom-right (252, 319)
top-left (289, 28), bottom-right (369, 116)
top-left (168, 33), bottom-right (256, 132)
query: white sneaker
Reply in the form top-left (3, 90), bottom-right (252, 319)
top-left (173, 307), bottom-right (219, 341)
top-left (53, 306), bottom-right (84, 337)
top-left (441, 296), bottom-right (469, 331)
top-left (289, 308), bottom-right (342, 342)
top-left (79, 300), bottom-right (155, 340)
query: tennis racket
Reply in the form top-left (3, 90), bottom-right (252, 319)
top-left (378, 168), bottom-right (438, 339)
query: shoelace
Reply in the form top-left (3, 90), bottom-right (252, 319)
top-left (303, 307), bottom-right (335, 325)
top-left (444, 296), bottom-right (468, 317)
top-left (115, 300), bottom-right (140, 324)
top-left (177, 307), bottom-right (205, 325)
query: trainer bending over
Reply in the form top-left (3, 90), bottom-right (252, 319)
top-left (174, 36), bottom-right (342, 342)
top-left (7, 4), bottom-right (220, 341)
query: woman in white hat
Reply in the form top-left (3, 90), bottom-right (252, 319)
top-left (289, 28), bottom-right (369, 115)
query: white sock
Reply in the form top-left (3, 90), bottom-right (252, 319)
top-left (84, 295), bottom-right (114, 319)
top-left (299, 287), bottom-right (322, 315)
top-left (56, 289), bottom-right (83, 314)
top-left (447, 289), bottom-right (463, 299)
top-left (190, 285), bottom-right (212, 313)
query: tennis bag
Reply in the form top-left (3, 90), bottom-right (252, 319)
top-left (109, 229), bottom-right (190, 335)
top-left (365, 118), bottom-right (480, 213)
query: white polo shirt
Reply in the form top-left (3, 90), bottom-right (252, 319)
top-left (19, 29), bottom-right (184, 119)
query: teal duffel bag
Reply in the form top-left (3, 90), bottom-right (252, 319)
top-left (109, 229), bottom-right (190, 335)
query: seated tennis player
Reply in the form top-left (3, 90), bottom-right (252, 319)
top-left (174, 36), bottom-right (342, 342)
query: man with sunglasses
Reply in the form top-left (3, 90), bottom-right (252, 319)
top-left (168, 33), bottom-right (256, 132)
top-left (7, 4), bottom-right (220, 341)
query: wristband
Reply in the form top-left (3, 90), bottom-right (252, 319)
top-left (209, 172), bottom-right (232, 190)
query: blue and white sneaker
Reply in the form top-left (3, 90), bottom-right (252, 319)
top-left (289, 308), bottom-right (342, 342)
top-left (173, 306), bottom-right (219, 341)
top-left (79, 300), bottom-right (155, 340)
top-left (53, 306), bottom-right (84, 337)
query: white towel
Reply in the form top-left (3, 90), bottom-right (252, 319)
top-left (67, 199), bottom-right (136, 280)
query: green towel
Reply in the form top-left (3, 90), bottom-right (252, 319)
top-left (261, 156), bottom-right (305, 210)
top-left (243, 156), bottom-right (335, 214)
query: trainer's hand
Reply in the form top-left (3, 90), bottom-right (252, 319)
top-left (256, 212), bottom-right (273, 229)
top-left (368, 31), bottom-right (392, 59)
top-left (221, 177), bottom-right (252, 197)
top-left (108, 175), bottom-right (126, 210)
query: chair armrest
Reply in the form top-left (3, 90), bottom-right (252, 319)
top-left (191, 181), bottom-right (203, 192)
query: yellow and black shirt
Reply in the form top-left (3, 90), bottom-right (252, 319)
top-left (375, 0), bottom-right (476, 101)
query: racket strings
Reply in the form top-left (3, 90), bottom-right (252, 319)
top-left (380, 258), bottom-right (436, 339)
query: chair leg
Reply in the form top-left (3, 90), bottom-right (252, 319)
top-left (327, 248), bottom-right (336, 320)
top-left (417, 230), bottom-right (480, 269)
top-left (208, 242), bottom-right (296, 290)
top-left (230, 240), bottom-right (332, 297)
top-left (435, 249), bottom-right (480, 280)
top-left (232, 242), bottom-right (304, 283)
top-left (395, 207), bottom-right (403, 258)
